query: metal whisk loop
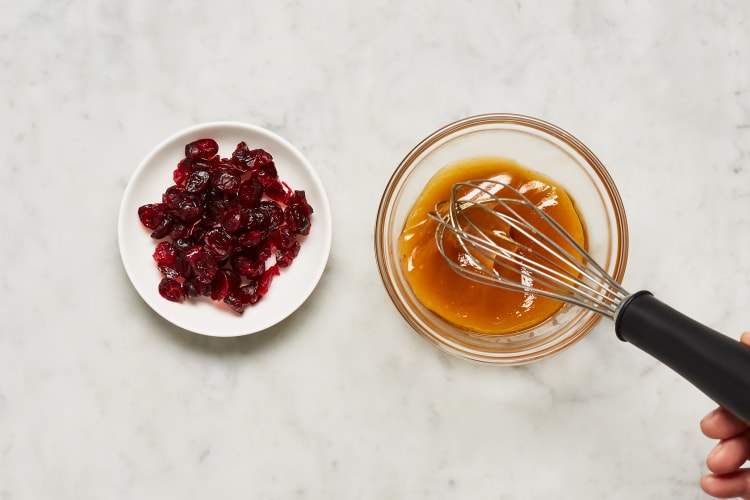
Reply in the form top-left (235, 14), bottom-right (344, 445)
top-left (429, 180), bottom-right (628, 318)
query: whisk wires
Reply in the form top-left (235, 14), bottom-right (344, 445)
top-left (428, 180), bottom-right (628, 318)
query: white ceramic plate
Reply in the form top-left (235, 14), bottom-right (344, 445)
top-left (118, 122), bottom-right (332, 337)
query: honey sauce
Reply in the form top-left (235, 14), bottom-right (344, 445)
top-left (398, 157), bottom-right (586, 335)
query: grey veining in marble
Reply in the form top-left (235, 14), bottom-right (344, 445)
top-left (1, 1), bottom-right (749, 498)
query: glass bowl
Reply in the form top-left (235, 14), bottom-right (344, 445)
top-left (375, 113), bottom-right (628, 364)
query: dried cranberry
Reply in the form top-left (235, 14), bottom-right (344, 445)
top-left (231, 254), bottom-right (265, 278)
top-left (256, 160), bottom-right (278, 181)
top-left (250, 149), bottom-right (274, 169)
top-left (158, 264), bottom-right (180, 279)
top-left (224, 269), bottom-right (242, 291)
top-left (257, 264), bottom-right (280, 297)
top-left (238, 177), bottom-right (263, 207)
top-left (153, 241), bottom-right (177, 266)
top-left (255, 242), bottom-right (273, 262)
top-left (286, 190), bottom-right (313, 235)
top-left (159, 278), bottom-right (186, 303)
top-left (240, 283), bottom-right (260, 304)
top-left (203, 200), bottom-right (227, 227)
top-left (203, 228), bottom-right (232, 260)
top-left (259, 200), bottom-right (285, 231)
top-left (271, 227), bottom-right (296, 250)
top-left (210, 270), bottom-right (229, 301)
top-left (221, 208), bottom-right (243, 233)
top-left (172, 252), bottom-right (195, 279)
top-left (184, 278), bottom-right (211, 298)
top-left (173, 168), bottom-right (189, 187)
top-left (237, 230), bottom-right (264, 248)
top-left (170, 194), bottom-right (203, 223)
top-left (173, 238), bottom-right (195, 251)
top-left (224, 277), bottom-right (257, 312)
top-left (264, 180), bottom-right (287, 201)
top-left (289, 190), bottom-right (313, 215)
top-left (192, 158), bottom-right (213, 173)
top-left (241, 207), bottom-right (268, 231)
top-left (233, 144), bottom-right (274, 171)
top-left (185, 138), bottom-right (219, 160)
top-left (177, 157), bottom-right (194, 173)
top-left (189, 227), bottom-right (207, 244)
top-left (276, 251), bottom-right (292, 268)
top-left (183, 280), bottom-right (200, 298)
top-left (169, 221), bottom-right (191, 240)
top-left (231, 141), bottom-right (252, 166)
top-left (138, 203), bottom-right (166, 230)
top-left (150, 214), bottom-right (174, 239)
top-left (285, 205), bottom-right (308, 235)
top-left (186, 250), bottom-right (218, 284)
top-left (185, 170), bottom-right (210, 193)
top-left (223, 293), bottom-right (247, 314)
top-left (162, 185), bottom-right (184, 207)
top-left (212, 170), bottom-right (240, 194)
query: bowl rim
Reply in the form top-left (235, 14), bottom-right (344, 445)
top-left (375, 113), bottom-right (629, 364)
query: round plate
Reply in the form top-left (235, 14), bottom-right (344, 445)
top-left (118, 121), bottom-right (332, 337)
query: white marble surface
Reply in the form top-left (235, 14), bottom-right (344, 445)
top-left (1, 1), bottom-right (749, 498)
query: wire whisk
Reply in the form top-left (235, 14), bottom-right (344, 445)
top-left (428, 178), bottom-right (750, 424)
top-left (429, 180), bottom-right (628, 318)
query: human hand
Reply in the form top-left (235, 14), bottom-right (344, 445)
top-left (700, 332), bottom-right (750, 499)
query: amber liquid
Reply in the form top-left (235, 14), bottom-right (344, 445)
top-left (398, 157), bottom-right (586, 335)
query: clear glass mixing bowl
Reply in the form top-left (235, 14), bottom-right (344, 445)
top-left (375, 113), bottom-right (629, 364)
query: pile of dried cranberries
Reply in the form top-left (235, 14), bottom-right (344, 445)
top-left (137, 138), bottom-right (313, 314)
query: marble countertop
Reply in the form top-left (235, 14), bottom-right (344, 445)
top-left (2, 1), bottom-right (749, 498)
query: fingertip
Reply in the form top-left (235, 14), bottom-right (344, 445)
top-left (701, 470), bottom-right (750, 499)
top-left (700, 474), bottom-right (726, 498)
top-left (702, 407), bottom-right (720, 430)
top-left (705, 435), bottom-right (750, 475)
top-left (703, 407), bottom-right (720, 420)
top-left (741, 331), bottom-right (750, 347)
top-left (701, 473), bottom-right (731, 498)
top-left (700, 473), bottom-right (717, 492)
top-left (701, 407), bottom-right (749, 439)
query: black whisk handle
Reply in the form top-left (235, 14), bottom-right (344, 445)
top-left (615, 291), bottom-right (750, 423)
